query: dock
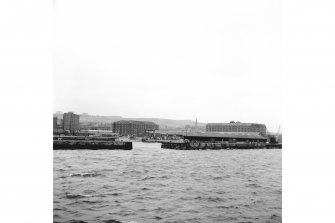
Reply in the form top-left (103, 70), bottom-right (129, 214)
top-left (53, 140), bottom-right (132, 150)
top-left (161, 141), bottom-right (281, 150)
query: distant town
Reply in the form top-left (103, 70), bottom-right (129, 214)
top-left (53, 111), bottom-right (282, 146)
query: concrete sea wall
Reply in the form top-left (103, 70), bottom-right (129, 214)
top-left (53, 140), bottom-right (133, 150)
top-left (161, 142), bottom-right (281, 150)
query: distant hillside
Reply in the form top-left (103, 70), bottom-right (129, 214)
top-left (53, 113), bottom-right (206, 130)
top-left (127, 117), bottom-right (205, 130)
top-left (53, 114), bottom-right (122, 123)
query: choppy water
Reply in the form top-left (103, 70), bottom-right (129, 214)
top-left (54, 142), bottom-right (281, 223)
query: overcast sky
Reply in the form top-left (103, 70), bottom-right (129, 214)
top-left (53, 0), bottom-right (282, 132)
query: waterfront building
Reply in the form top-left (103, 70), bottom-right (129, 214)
top-left (184, 132), bottom-right (268, 143)
top-left (53, 117), bottom-right (57, 129)
top-left (206, 121), bottom-right (267, 136)
top-left (80, 122), bottom-right (112, 131)
top-left (277, 134), bottom-right (282, 143)
top-left (62, 112), bottom-right (80, 133)
top-left (112, 120), bottom-right (159, 137)
top-left (57, 119), bottom-right (63, 128)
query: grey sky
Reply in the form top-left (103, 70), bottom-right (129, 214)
top-left (53, 0), bottom-right (282, 132)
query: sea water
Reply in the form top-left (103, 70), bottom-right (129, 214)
top-left (54, 142), bottom-right (281, 223)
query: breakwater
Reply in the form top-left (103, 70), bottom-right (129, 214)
top-left (53, 135), bottom-right (117, 141)
top-left (161, 141), bottom-right (282, 150)
top-left (53, 140), bottom-right (132, 150)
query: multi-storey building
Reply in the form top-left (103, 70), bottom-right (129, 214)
top-left (206, 121), bottom-right (267, 136)
top-left (112, 120), bottom-right (159, 137)
top-left (80, 122), bottom-right (113, 131)
top-left (62, 112), bottom-right (80, 133)
top-left (53, 117), bottom-right (57, 130)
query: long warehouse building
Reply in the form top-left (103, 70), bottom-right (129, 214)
top-left (112, 120), bottom-right (159, 137)
top-left (206, 121), bottom-right (267, 136)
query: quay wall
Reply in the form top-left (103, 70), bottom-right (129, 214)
top-left (53, 140), bottom-right (132, 150)
top-left (161, 142), bottom-right (281, 150)
top-left (53, 136), bottom-right (116, 141)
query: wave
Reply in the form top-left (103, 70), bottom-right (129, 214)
top-left (83, 189), bottom-right (96, 194)
top-left (141, 176), bottom-right (155, 181)
top-left (217, 205), bottom-right (235, 209)
top-left (70, 172), bottom-right (104, 178)
top-left (63, 219), bottom-right (139, 223)
top-left (247, 183), bottom-right (261, 188)
top-left (223, 216), bottom-right (238, 221)
top-left (65, 194), bottom-right (90, 199)
top-left (194, 196), bottom-right (226, 202)
top-left (104, 220), bottom-right (122, 223)
top-left (65, 220), bottom-right (88, 223)
top-left (81, 200), bottom-right (102, 204)
top-left (207, 197), bottom-right (226, 202)
top-left (270, 214), bottom-right (282, 222)
top-left (94, 192), bottom-right (121, 198)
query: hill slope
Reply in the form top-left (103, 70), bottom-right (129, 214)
top-left (53, 114), bottom-right (205, 130)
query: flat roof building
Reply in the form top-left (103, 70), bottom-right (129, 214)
top-left (63, 112), bottom-right (80, 133)
top-left (184, 132), bottom-right (268, 142)
top-left (112, 120), bottom-right (159, 137)
top-left (53, 117), bottom-right (57, 130)
top-left (206, 121), bottom-right (267, 136)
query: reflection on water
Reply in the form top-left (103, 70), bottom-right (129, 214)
top-left (54, 142), bottom-right (281, 223)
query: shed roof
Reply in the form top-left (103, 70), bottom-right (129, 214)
top-left (184, 132), bottom-right (267, 140)
top-left (113, 120), bottom-right (158, 126)
top-left (207, 123), bottom-right (266, 127)
top-left (155, 131), bottom-right (186, 136)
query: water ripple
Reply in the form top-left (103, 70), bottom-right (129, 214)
top-left (54, 142), bottom-right (281, 223)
